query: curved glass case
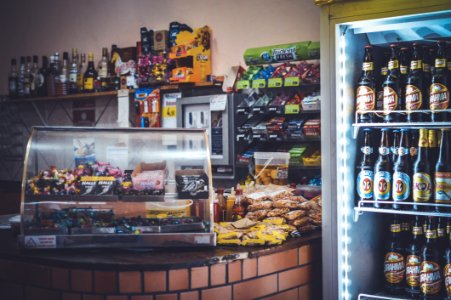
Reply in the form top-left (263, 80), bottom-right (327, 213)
top-left (19, 126), bottom-right (215, 248)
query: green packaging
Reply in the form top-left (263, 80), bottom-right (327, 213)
top-left (243, 41), bottom-right (320, 65)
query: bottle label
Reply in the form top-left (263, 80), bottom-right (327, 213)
top-left (437, 227), bottom-right (445, 238)
top-left (397, 147), bottom-right (408, 156)
top-left (423, 63), bottom-right (431, 73)
top-left (356, 86), bottom-right (376, 111)
top-left (412, 226), bottom-right (423, 236)
top-left (99, 67), bottom-right (107, 78)
top-left (357, 170), bottom-right (374, 199)
top-left (388, 60), bottom-right (399, 70)
top-left (405, 85), bottom-right (422, 111)
top-left (435, 172), bottom-right (451, 204)
top-left (9, 79), bottom-right (16, 93)
top-left (381, 67), bottom-right (388, 76)
top-left (84, 78), bottom-right (94, 90)
top-left (384, 252), bottom-right (405, 284)
top-left (362, 62), bottom-right (373, 71)
top-left (425, 229), bottom-right (437, 239)
top-left (361, 146), bottom-right (373, 155)
top-left (400, 65), bottom-right (408, 75)
top-left (435, 58), bottom-right (446, 68)
top-left (413, 172), bottom-right (432, 202)
top-left (379, 146), bottom-right (390, 156)
top-left (445, 264), bottom-right (451, 296)
top-left (374, 171), bottom-right (391, 201)
top-left (411, 60), bottom-right (422, 70)
top-left (420, 261), bottom-right (441, 295)
top-left (429, 83), bottom-right (449, 110)
top-left (406, 254), bottom-right (421, 288)
top-left (383, 87), bottom-right (398, 112)
top-left (391, 224), bottom-right (401, 233)
top-left (69, 73), bottom-right (77, 83)
top-left (402, 222), bottom-right (410, 232)
top-left (393, 171), bottom-right (410, 202)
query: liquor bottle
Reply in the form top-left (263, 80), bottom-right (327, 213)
top-left (373, 128), bottom-right (392, 208)
top-left (435, 129), bottom-right (450, 211)
top-left (17, 56), bottom-right (26, 97)
top-left (30, 55), bottom-right (40, 96)
top-left (406, 44), bottom-right (426, 122)
top-left (391, 129), bottom-right (401, 165)
top-left (77, 53), bottom-right (86, 92)
top-left (375, 51), bottom-right (390, 122)
top-left (216, 188), bottom-right (226, 222)
top-left (98, 47), bottom-right (109, 91)
top-left (232, 188), bottom-right (245, 221)
top-left (419, 217), bottom-right (442, 299)
top-left (444, 230), bottom-right (451, 300)
top-left (38, 56), bottom-right (49, 96)
top-left (69, 48), bottom-right (79, 94)
top-left (356, 45), bottom-right (376, 123)
top-left (392, 129), bottom-right (411, 209)
top-left (405, 216), bottom-right (424, 298)
top-left (24, 56), bottom-right (32, 97)
top-left (383, 44), bottom-right (403, 122)
top-left (428, 130), bottom-right (439, 172)
top-left (52, 52), bottom-right (62, 96)
top-left (356, 129), bottom-right (375, 206)
top-left (83, 52), bottom-right (97, 92)
top-left (384, 215), bottom-right (405, 295)
top-left (8, 59), bottom-right (18, 97)
top-left (55, 52), bottom-right (68, 96)
top-left (400, 47), bottom-right (410, 103)
top-left (430, 40), bottom-right (449, 122)
top-left (46, 55), bottom-right (56, 97)
top-left (413, 128), bottom-right (433, 211)
top-left (410, 129), bottom-right (419, 163)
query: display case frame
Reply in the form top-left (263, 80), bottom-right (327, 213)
top-left (19, 126), bottom-right (215, 249)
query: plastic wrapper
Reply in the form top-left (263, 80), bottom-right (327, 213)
top-left (283, 210), bottom-right (308, 221)
top-left (217, 232), bottom-right (244, 240)
top-left (290, 217), bottom-right (311, 227)
top-left (267, 208), bottom-right (290, 217)
top-left (245, 209), bottom-right (268, 221)
top-left (247, 200), bottom-right (273, 211)
top-left (217, 239), bottom-right (242, 246)
top-left (262, 217), bottom-right (286, 225)
top-left (241, 238), bottom-right (265, 246)
top-left (273, 199), bottom-right (303, 209)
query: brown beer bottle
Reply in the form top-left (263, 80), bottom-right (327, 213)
top-left (435, 128), bottom-right (451, 212)
top-left (406, 44), bottom-right (426, 122)
top-left (384, 214), bottom-right (405, 295)
top-left (400, 47), bottom-right (410, 105)
top-left (376, 51), bottom-right (390, 122)
top-left (405, 216), bottom-right (424, 298)
top-left (444, 230), bottom-right (451, 300)
top-left (392, 129), bottom-right (411, 209)
top-left (428, 130), bottom-right (439, 172)
top-left (356, 129), bottom-right (375, 205)
top-left (391, 129), bottom-right (401, 164)
top-left (373, 128), bottom-right (392, 208)
top-left (384, 44), bottom-right (403, 122)
top-left (356, 45), bottom-right (376, 123)
top-left (419, 217), bottom-right (442, 299)
top-left (413, 128), bottom-right (433, 211)
top-left (430, 41), bottom-right (449, 122)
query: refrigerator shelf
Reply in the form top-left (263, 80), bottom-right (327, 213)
top-left (358, 292), bottom-right (411, 300)
top-left (354, 200), bottom-right (451, 222)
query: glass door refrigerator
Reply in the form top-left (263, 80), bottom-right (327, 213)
top-left (320, 1), bottom-right (451, 299)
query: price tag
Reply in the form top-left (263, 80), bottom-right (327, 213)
top-left (268, 107), bottom-right (277, 112)
top-left (253, 134), bottom-right (261, 139)
top-left (236, 80), bottom-right (250, 90)
top-left (268, 78), bottom-right (283, 88)
top-left (252, 79), bottom-right (266, 89)
top-left (269, 134), bottom-right (278, 139)
top-left (236, 134), bottom-right (245, 141)
top-left (285, 104), bottom-right (300, 114)
top-left (284, 77), bottom-right (300, 87)
top-left (210, 94), bottom-right (227, 111)
top-left (236, 108), bottom-right (247, 114)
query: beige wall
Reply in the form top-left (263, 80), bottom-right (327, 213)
top-left (0, 0), bottom-right (320, 94)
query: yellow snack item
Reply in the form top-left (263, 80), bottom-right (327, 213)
top-left (262, 217), bottom-right (286, 225)
top-left (219, 222), bottom-right (232, 227)
top-left (217, 239), bottom-right (242, 246)
top-left (277, 224), bottom-right (297, 232)
top-left (241, 238), bottom-right (265, 246)
top-left (217, 232), bottom-right (243, 240)
top-left (270, 230), bottom-right (288, 241)
top-left (266, 238), bottom-right (284, 245)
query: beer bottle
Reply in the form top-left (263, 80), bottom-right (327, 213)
top-left (405, 216), bottom-right (424, 298)
top-left (428, 130), bottom-right (439, 172)
top-left (384, 214), bottom-right (406, 295)
top-left (400, 47), bottom-right (410, 103)
top-left (419, 217), bottom-right (442, 299)
top-left (356, 129), bottom-right (375, 205)
top-left (437, 217), bottom-right (447, 252)
top-left (430, 40), bottom-right (449, 122)
top-left (401, 216), bottom-right (412, 245)
top-left (444, 230), bottom-right (451, 300)
top-left (435, 128), bottom-right (451, 211)
top-left (422, 46), bottom-right (432, 91)
top-left (413, 128), bottom-right (433, 211)
top-left (374, 128), bottom-right (392, 208)
top-left (410, 129), bottom-right (419, 163)
top-left (406, 44), bottom-right (426, 122)
top-left (83, 52), bottom-right (97, 93)
top-left (376, 51), bottom-right (390, 122)
top-left (447, 218), bottom-right (451, 238)
top-left (356, 45), bottom-right (376, 123)
top-left (391, 129), bottom-right (401, 165)
top-left (383, 44), bottom-right (403, 122)
top-left (392, 129), bottom-right (411, 209)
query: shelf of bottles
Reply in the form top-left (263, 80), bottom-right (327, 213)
top-left (357, 292), bottom-right (411, 300)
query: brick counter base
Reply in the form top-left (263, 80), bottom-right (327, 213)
top-left (0, 242), bottom-right (321, 300)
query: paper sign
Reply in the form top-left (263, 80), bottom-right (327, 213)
top-left (106, 146), bottom-right (128, 169)
top-left (210, 95), bottom-right (227, 111)
top-left (24, 235), bottom-right (56, 248)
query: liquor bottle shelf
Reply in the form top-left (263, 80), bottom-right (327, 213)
top-left (354, 200), bottom-right (451, 222)
top-left (358, 292), bottom-right (411, 300)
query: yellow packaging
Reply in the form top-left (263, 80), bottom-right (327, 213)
top-left (146, 200), bottom-right (192, 218)
top-left (217, 239), bottom-right (241, 246)
top-left (262, 217), bottom-right (286, 225)
top-left (217, 232), bottom-right (243, 240)
top-left (241, 238), bottom-right (265, 246)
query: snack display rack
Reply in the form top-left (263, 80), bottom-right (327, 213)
top-left (19, 126), bottom-right (215, 248)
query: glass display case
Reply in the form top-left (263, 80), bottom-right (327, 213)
top-left (19, 126), bottom-right (215, 249)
